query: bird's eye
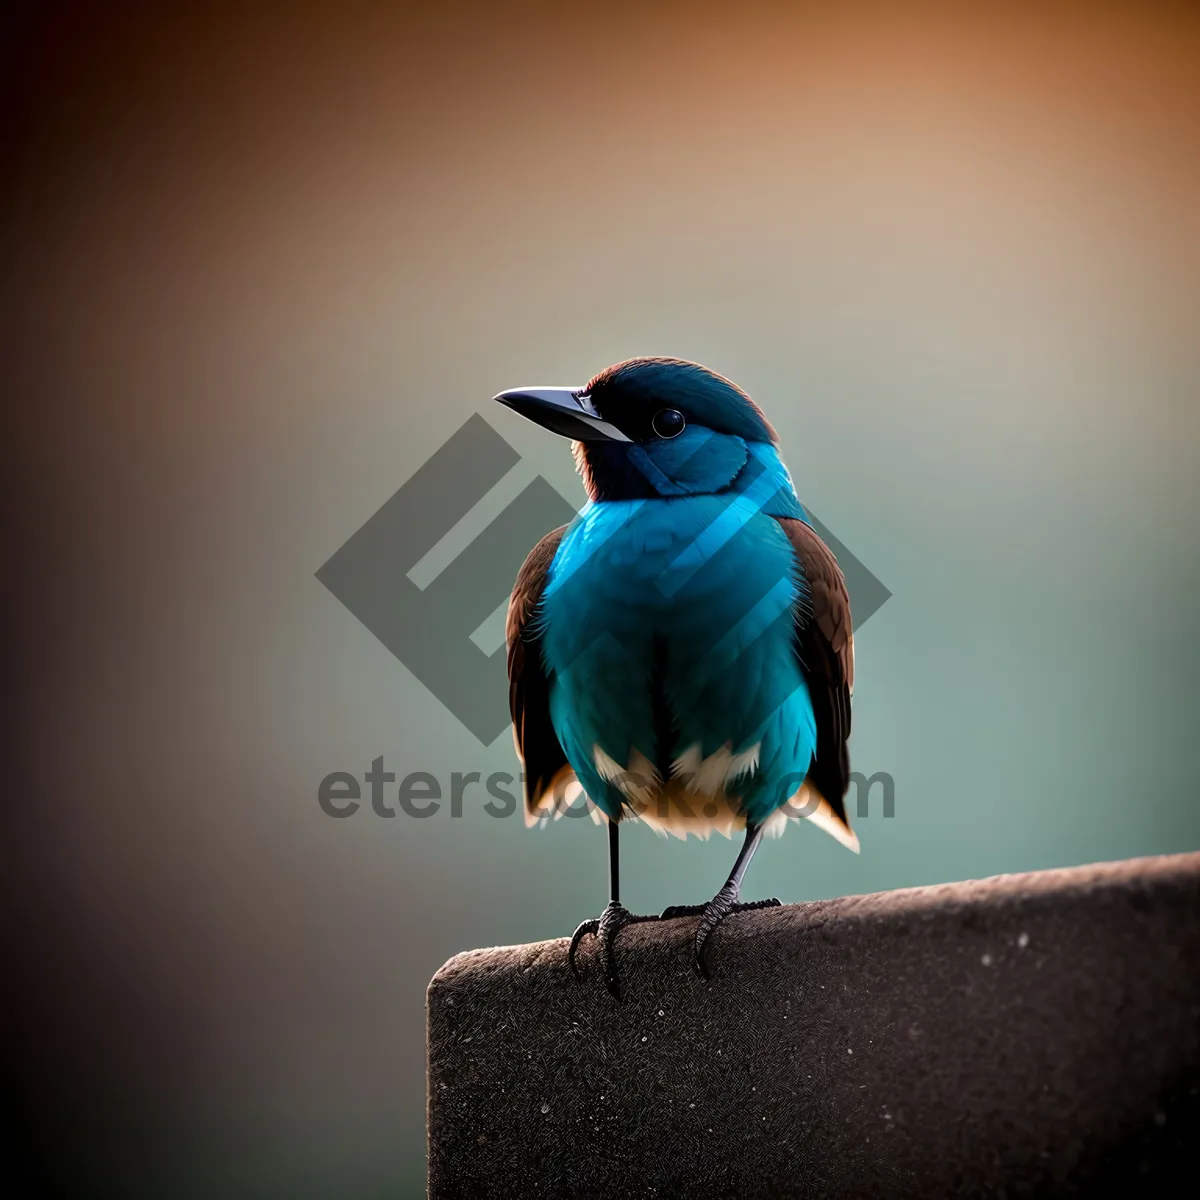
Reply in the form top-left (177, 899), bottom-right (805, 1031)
top-left (651, 408), bottom-right (686, 439)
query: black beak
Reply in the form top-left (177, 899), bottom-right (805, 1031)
top-left (492, 386), bottom-right (631, 443)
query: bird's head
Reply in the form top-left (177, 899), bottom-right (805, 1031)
top-left (494, 357), bottom-right (780, 501)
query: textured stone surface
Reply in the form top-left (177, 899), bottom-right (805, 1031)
top-left (427, 853), bottom-right (1200, 1198)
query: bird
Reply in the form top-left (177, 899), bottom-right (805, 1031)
top-left (497, 357), bottom-right (857, 998)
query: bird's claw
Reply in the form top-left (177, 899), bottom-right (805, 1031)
top-left (568, 900), bottom-right (654, 999)
top-left (568, 917), bottom-right (602, 979)
top-left (570, 894), bottom-right (781, 991)
top-left (692, 894), bottom-right (782, 980)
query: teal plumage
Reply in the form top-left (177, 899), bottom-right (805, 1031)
top-left (541, 444), bottom-right (814, 829)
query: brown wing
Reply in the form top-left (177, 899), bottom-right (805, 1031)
top-left (506, 526), bottom-right (572, 822)
top-left (773, 517), bottom-right (855, 836)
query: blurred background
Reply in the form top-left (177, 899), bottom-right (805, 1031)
top-left (4, 2), bottom-right (1198, 1195)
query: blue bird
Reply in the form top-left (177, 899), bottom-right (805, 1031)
top-left (497, 358), bottom-right (857, 996)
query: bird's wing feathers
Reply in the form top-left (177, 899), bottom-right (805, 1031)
top-left (506, 526), bottom-right (573, 822)
top-left (773, 517), bottom-right (856, 835)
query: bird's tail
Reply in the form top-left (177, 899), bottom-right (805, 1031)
top-left (781, 781), bottom-right (860, 853)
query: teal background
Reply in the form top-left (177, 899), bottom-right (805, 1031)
top-left (6, 3), bottom-right (1199, 1197)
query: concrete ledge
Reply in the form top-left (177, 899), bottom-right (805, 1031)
top-left (427, 853), bottom-right (1200, 1198)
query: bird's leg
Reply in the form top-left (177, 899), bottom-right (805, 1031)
top-left (568, 819), bottom-right (656, 999)
top-left (658, 822), bottom-right (780, 923)
top-left (674, 821), bottom-right (780, 979)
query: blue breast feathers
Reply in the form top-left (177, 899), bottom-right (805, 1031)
top-left (538, 444), bottom-right (815, 825)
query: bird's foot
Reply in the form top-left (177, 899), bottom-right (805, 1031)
top-left (659, 897), bottom-right (781, 921)
top-left (568, 901), bottom-right (657, 999)
top-left (660, 895), bottom-right (781, 979)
